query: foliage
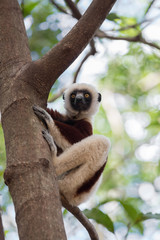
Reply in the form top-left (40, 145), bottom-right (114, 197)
top-left (23, 0), bottom-right (62, 59)
top-left (93, 44), bottom-right (160, 238)
top-left (84, 207), bottom-right (114, 233)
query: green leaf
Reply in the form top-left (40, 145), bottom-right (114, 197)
top-left (63, 208), bottom-right (68, 216)
top-left (83, 208), bottom-right (114, 233)
top-left (119, 200), bottom-right (144, 234)
top-left (119, 201), bottom-right (140, 222)
top-left (107, 13), bottom-right (120, 21)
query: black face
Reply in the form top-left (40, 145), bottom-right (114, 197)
top-left (70, 89), bottom-right (92, 111)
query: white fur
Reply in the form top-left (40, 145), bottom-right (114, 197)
top-left (64, 83), bottom-right (100, 120)
top-left (54, 135), bottom-right (111, 206)
top-left (42, 83), bottom-right (111, 206)
top-left (48, 120), bottom-right (71, 151)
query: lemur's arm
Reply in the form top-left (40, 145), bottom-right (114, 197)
top-left (46, 108), bottom-right (68, 122)
top-left (33, 106), bottom-right (92, 150)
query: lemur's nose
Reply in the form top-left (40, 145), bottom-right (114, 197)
top-left (75, 93), bottom-right (83, 103)
top-left (76, 96), bottom-right (83, 102)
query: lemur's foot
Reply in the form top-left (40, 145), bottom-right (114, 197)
top-left (42, 129), bottom-right (57, 156)
top-left (33, 105), bottom-right (51, 128)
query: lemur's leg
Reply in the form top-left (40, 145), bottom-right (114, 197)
top-left (40, 129), bottom-right (110, 206)
top-left (55, 135), bottom-right (110, 206)
top-left (40, 129), bottom-right (110, 176)
top-left (33, 105), bottom-right (71, 150)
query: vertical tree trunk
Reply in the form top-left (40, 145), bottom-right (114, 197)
top-left (0, 0), bottom-right (67, 239)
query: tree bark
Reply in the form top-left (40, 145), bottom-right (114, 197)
top-left (0, 213), bottom-right (5, 240)
top-left (0, 0), bottom-right (117, 239)
top-left (0, 1), bottom-right (67, 239)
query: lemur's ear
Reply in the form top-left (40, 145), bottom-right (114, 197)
top-left (98, 93), bottom-right (101, 102)
top-left (63, 93), bottom-right (65, 100)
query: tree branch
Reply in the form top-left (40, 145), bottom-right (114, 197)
top-left (96, 31), bottom-right (160, 51)
top-left (28, 0), bottom-right (117, 97)
top-left (144, 0), bottom-right (156, 16)
top-left (50, 0), bottom-right (69, 15)
top-left (139, 35), bottom-right (160, 50)
top-left (62, 197), bottom-right (99, 240)
top-left (73, 39), bottom-right (97, 83)
top-left (64, 0), bottom-right (82, 19)
top-left (52, 0), bottom-right (82, 20)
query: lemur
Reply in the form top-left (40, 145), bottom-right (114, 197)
top-left (33, 83), bottom-right (110, 206)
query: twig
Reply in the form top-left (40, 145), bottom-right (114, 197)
top-left (96, 31), bottom-right (160, 51)
top-left (73, 51), bottom-right (92, 83)
top-left (64, 0), bottom-right (82, 19)
top-left (50, 0), bottom-right (69, 15)
top-left (141, 14), bottom-right (160, 30)
top-left (144, 0), bottom-right (156, 16)
top-left (61, 197), bottom-right (99, 240)
top-left (73, 39), bottom-right (97, 83)
top-left (139, 35), bottom-right (160, 50)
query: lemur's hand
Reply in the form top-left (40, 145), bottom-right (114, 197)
top-left (33, 106), bottom-right (57, 156)
top-left (42, 129), bottom-right (57, 156)
top-left (33, 105), bottom-right (52, 129)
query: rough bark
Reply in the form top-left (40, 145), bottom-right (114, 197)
top-left (0, 0), bottom-right (117, 239)
top-left (0, 1), bottom-right (67, 239)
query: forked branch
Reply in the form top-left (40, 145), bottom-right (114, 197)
top-left (29, 0), bottom-right (117, 96)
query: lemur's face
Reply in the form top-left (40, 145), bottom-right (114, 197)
top-left (70, 90), bottom-right (92, 111)
top-left (63, 83), bottom-right (102, 119)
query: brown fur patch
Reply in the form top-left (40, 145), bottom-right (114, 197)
top-left (76, 161), bottom-right (107, 195)
top-left (54, 120), bottom-right (92, 144)
top-left (46, 109), bottom-right (67, 122)
top-left (47, 109), bottom-right (93, 145)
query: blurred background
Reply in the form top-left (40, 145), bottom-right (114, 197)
top-left (0, 0), bottom-right (160, 239)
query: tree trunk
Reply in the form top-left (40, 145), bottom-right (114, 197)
top-left (0, 1), bottom-right (67, 239)
top-left (0, 0), bottom-right (117, 239)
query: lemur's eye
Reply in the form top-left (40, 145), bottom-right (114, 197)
top-left (85, 93), bottom-right (90, 98)
top-left (71, 94), bottom-right (76, 99)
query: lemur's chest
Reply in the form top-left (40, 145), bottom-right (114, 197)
top-left (56, 119), bottom-right (93, 155)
